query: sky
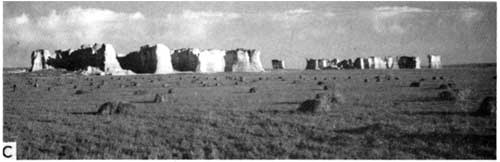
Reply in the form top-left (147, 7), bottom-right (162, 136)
top-left (3, 1), bottom-right (496, 68)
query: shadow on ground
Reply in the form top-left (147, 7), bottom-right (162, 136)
top-left (400, 110), bottom-right (472, 117)
top-left (272, 101), bottom-right (302, 105)
top-left (70, 112), bottom-right (98, 115)
top-left (395, 97), bottom-right (442, 102)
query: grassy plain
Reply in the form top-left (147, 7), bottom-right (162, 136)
top-left (3, 65), bottom-right (496, 159)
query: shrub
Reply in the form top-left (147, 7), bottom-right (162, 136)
top-left (437, 84), bottom-right (449, 89)
top-left (75, 90), bottom-right (87, 95)
top-left (249, 87), bottom-right (257, 93)
top-left (438, 90), bottom-right (457, 101)
top-left (154, 94), bottom-right (167, 103)
top-left (96, 101), bottom-right (136, 115)
top-left (409, 81), bottom-right (420, 87)
top-left (133, 90), bottom-right (148, 95)
top-left (297, 97), bottom-right (330, 113)
top-left (474, 96), bottom-right (496, 116)
top-left (448, 82), bottom-right (457, 88)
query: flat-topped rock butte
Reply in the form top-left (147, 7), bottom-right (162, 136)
top-left (30, 43), bottom-right (265, 75)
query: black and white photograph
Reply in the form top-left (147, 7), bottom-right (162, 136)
top-left (2, 1), bottom-right (497, 159)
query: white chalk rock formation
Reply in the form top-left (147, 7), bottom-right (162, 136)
top-left (385, 56), bottom-right (395, 69)
top-left (118, 44), bottom-right (174, 74)
top-left (197, 49), bottom-right (226, 73)
top-left (428, 55), bottom-right (441, 69)
top-left (47, 43), bottom-right (129, 75)
top-left (272, 59), bottom-right (286, 69)
top-left (305, 59), bottom-right (320, 70)
top-left (367, 57), bottom-right (375, 69)
top-left (226, 49), bottom-right (265, 72)
top-left (154, 44), bottom-right (174, 74)
top-left (354, 57), bottom-right (365, 69)
top-left (30, 49), bottom-right (53, 72)
top-left (397, 56), bottom-right (421, 69)
top-left (318, 59), bottom-right (328, 69)
top-left (172, 48), bottom-right (264, 73)
top-left (373, 57), bottom-right (387, 69)
top-left (101, 44), bottom-right (128, 75)
top-left (171, 48), bottom-right (201, 72)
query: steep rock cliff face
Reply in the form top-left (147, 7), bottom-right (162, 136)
top-left (197, 49), bottom-right (226, 73)
top-left (171, 48), bottom-right (200, 72)
top-left (225, 49), bottom-right (265, 72)
top-left (31, 44), bottom-right (265, 74)
top-left (118, 44), bottom-right (173, 74)
top-left (272, 59), bottom-right (285, 69)
top-left (428, 55), bottom-right (441, 69)
top-left (47, 43), bottom-right (124, 75)
top-left (99, 44), bottom-right (126, 75)
top-left (154, 44), bottom-right (174, 74)
top-left (305, 59), bottom-right (319, 70)
top-left (172, 48), bottom-right (262, 73)
top-left (397, 56), bottom-right (421, 69)
top-left (30, 49), bottom-right (53, 72)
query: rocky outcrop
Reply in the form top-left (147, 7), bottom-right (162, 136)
top-left (171, 48), bottom-right (201, 72)
top-left (272, 59), bottom-right (285, 69)
top-left (198, 49), bottom-right (226, 73)
top-left (102, 44), bottom-right (128, 75)
top-left (49, 44), bottom-right (100, 71)
top-left (307, 55), bottom-right (425, 70)
top-left (353, 57), bottom-right (365, 69)
top-left (337, 59), bottom-right (354, 69)
top-left (386, 56), bottom-right (396, 69)
top-left (30, 49), bottom-right (53, 72)
top-left (31, 44), bottom-right (265, 74)
top-left (225, 49), bottom-right (265, 72)
top-left (118, 44), bottom-right (173, 74)
top-left (172, 48), bottom-right (263, 73)
top-left (318, 59), bottom-right (329, 69)
top-left (397, 56), bottom-right (421, 69)
top-left (373, 57), bottom-right (387, 69)
top-left (428, 55), bottom-right (441, 69)
top-left (46, 43), bottom-right (127, 75)
top-left (306, 58), bottom-right (339, 70)
top-left (305, 59), bottom-right (319, 70)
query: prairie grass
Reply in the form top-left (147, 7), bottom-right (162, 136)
top-left (3, 67), bottom-right (496, 159)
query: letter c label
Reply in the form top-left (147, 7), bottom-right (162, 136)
top-left (3, 146), bottom-right (12, 158)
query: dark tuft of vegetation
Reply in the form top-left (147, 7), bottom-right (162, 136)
top-left (437, 84), bottom-right (449, 89)
top-left (438, 90), bottom-right (457, 101)
top-left (474, 96), bottom-right (496, 116)
top-left (96, 101), bottom-right (136, 115)
top-left (75, 90), bottom-right (88, 95)
top-left (249, 87), bottom-right (257, 93)
top-left (154, 94), bottom-right (167, 103)
top-left (409, 81), bottom-right (420, 87)
top-left (298, 94), bottom-right (331, 113)
top-left (133, 90), bottom-right (148, 95)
